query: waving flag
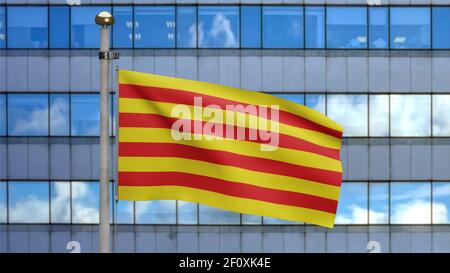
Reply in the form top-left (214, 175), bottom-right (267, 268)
top-left (117, 70), bottom-right (343, 228)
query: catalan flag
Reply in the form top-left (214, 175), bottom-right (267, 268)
top-left (117, 70), bottom-right (343, 228)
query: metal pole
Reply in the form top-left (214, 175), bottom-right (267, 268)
top-left (96, 11), bottom-right (117, 254)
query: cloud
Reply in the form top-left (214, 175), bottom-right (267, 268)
top-left (8, 182), bottom-right (100, 223)
top-left (135, 200), bottom-right (176, 223)
top-left (336, 200), bottom-right (449, 224)
top-left (199, 13), bottom-right (237, 48)
top-left (335, 204), bottom-right (387, 224)
top-left (11, 97), bottom-right (69, 135)
top-left (390, 95), bottom-right (430, 136)
top-left (391, 199), bottom-right (448, 224)
top-left (432, 95), bottom-right (450, 136)
top-left (326, 95), bottom-right (367, 136)
top-left (9, 194), bottom-right (49, 223)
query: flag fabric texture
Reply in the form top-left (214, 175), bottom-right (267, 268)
top-left (117, 70), bottom-right (344, 228)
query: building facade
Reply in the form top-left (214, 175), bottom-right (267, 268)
top-left (1, 0), bottom-right (450, 253)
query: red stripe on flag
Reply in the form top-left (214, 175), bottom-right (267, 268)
top-left (118, 171), bottom-right (338, 214)
top-left (119, 84), bottom-right (343, 139)
top-left (119, 112), bottom-right (341, 160)
top-left (119, 142), bottom-right (342, 187)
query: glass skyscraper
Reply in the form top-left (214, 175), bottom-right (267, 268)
top-left (0, 0), bottom-right (450, 253)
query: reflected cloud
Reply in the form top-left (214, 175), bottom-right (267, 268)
top-left (9, 193), bottom-right (49, 223)
top-left (336, 204), bottom-right (387, 224)
top-left (327, 95), bottom-right (367, 136)
top-left (200, 13), bottom-right (237, 48)
top-left (391, 95), bottom-right (430, 136)
top-left (392, 199), bottom-right (447, 224)
top-left (135, 200), bottom-right (175, 223)
top-left (72, 182), bottom-right (99, 223)
top-left (433, 95), bottom-right (450, 136)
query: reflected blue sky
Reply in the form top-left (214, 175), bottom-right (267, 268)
top-left (305, 94), bottom-right (325, 115)
top-left (198, 6), bottom-right (239, 48)
top-left (134, 6), bottom-right (175, 48)
top-left (8, 94), bottom-right (48, 136)
top-left (327, 7), bottom-right (367, 49)
top-left (369, 7), bottom-right (388, 49)
top-left (433, 182), bottom-right (450, 224)
top-left (177, 6), bottom-right (197, 48)
top-left (9, 181), bottom-right (49, 223)
top-left (51, 181), bottom-right (70, 223)
top-left (0, 182), bottom-right (6, 223)
top-left (71, 6), bottom-right (111, 48)
top-left (335, 182), bottom-right (368, 224)
top-left (390, 7), bottom-right (430, 49)
top-left (199, 205), bottom-right (240, 224)
top-left (50, 94), bottom-right (70, 136)
top-left (7, 6), bottom-right (48, 48)
top-left (433, 7), bottom-right (450, 49)
top-left (263, 6), bottom-right (303, 48)
top-left (135, 200), bottom-right (176, 224)
top-left (305, 6), bottom-right (325, 48)
top-left (391, 182), bottom-right (431, 224)
top-left (178, 201), bottom-right (197, 224)
top-left (369, 183), bottom-right (389, 224)
top-left (71, 94), bottom-right (100, 136)
top-left (0, 7), bottom-right (5, 48)
top-left (50, 6), bottom-right (69, 48)
top-left (369, 95), bottom-right (389, 137)
top-left (113, 6), bottom-right (133, 49)
top-left (241, 6), bottom-right (261, 48)
top-left (0, 94), bottom-right (5, 136)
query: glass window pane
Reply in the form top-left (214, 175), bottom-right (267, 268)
top-left (51, 181), bottom-right (70, 223)
top-left (326, 7), bottom-right (367, 49)
top-left (242, 214), bottom-right (262, 225)
top-left (135, 200), bottom-right (176, 224)
top-left (369, 183), bottom-right (389, 224)
top-left (177, 6), bottom-right (197, 48)
top-left (433, 7), bottom-right (450, 49)
top-left (71, 94), bottom-right (100, 136)
top-left (327, 95), bottom-right (368, 137)
top-left (9, 181), bottom-right (49, 223)
top-left (273, 94), bottom-right (304, 105)
top-left (306, 94), bottom-right (325, 115)
top-left (390, 7), bottom-right (430, 49)
top-left (50, 6), bottom-right (69, 48)
top-left (433, 182), bottom-right (450, 224)
top-left (0, 94), bottom-right (5, 136)
top-left (369, 95), bottom-right (389, 136)
top-left (0, 7), bottom-right (5, 48)
top-left (71, 6), bottom-right (111, 48)
top-left (433, 95), bottom-right (450, 136)
top-left (241, 6), bottom-right (261, 48)
top-left (8, 94), bottom-right (49, 136)
top-left (7, 6), bottom-right (48, 48)
top-left (72, 181), bottom-right (99, 224)
top-left (198, 6), bottom-right (239, 48)
top-left (391, 95), bottom-right (431, 136)
top-left (391, 182), bottom-right (431, 224)
top-left (305, 6), bottom-right (325, 48)
top-left (199, 205), bottom-right (240, 224)
top-left (50, 94), bottom-right (70, 136)
top-left (178, 201), bottom-right (197, 224)
top-left (369, 7), bottom-right (388, 49)
top-left (263, 6), bottom-right (303, 48)
top-left (263, 216), bottom-right (299, 225)
top-left (335, 182), bottom-right (368, 224)
top-left (116, 201), bottom-right (134, 224)
top-left (0, 182), bottom-right (6, 223)
top-left (134, 6), bottom-right (175, 48)
top-left (113, 6), bottom-right (133, 48)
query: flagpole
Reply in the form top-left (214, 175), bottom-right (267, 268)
top-left (96, 11), bottom-right (118, 253)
